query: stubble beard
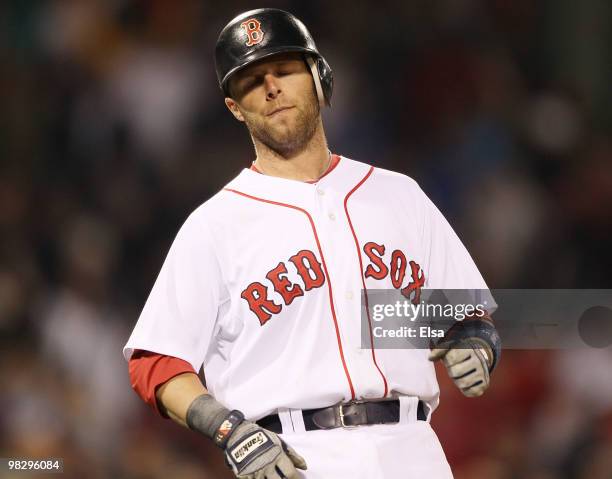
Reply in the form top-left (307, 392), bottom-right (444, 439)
top-left (245, 95), bottom-right (320, 157)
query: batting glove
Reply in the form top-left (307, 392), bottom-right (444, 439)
top-left (224, 420), bottom-right (307, 479)
top-left (429, 338), bottom-right (493, 397)
top-left (186, 394), bottom-right (307, 479)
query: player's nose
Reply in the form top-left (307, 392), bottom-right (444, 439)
top-left (264, 73), bottom-right (281, 100)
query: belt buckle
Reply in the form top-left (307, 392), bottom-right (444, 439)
top-left (338, 400), bottom-right (365, 428)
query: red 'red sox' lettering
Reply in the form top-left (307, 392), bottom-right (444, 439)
top-left (240, 282), bottom-right (282, 325)
top-left (363, 241), bottom-right (425, 304)
top-left (289, 250), bottom-right (325, 290)
top-left (266, 262), bottom-right (304, 305)
top-left (242, 243), bottom-right (424, 325)
top-left (390, 250), bottom-right (407, 289)
top-left (364, 242), bottom-right (388, 279)
top-left (242, 249), bottom-right (324, 325)
top-left (401, 260), bottom-right (425, 304)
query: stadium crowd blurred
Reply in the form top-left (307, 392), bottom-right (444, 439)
top-left (1, 1), bottom-right (611, 478)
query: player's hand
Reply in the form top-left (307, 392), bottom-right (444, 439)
top-left (224, 420), bottom-right (307, 479)
top-left (429, 338), bottom-right (492, 397)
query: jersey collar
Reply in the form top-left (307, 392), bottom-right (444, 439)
top-left (225, 155), bottom-right (372, 209)
top-left (249, 154), bottom-right (341, 184)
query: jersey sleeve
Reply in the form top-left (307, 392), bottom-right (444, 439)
top-left (128, 350), bottom-right (197, 416)
top-left (123, 211), bottom-right (226, 371)
top-left (416, 185), bottom-right (497, 311)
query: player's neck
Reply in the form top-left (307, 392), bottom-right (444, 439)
top-left (252, 123), bottom-right (331, 182)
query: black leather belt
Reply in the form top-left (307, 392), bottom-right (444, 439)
top-left (257, 399), bottom-right (428, 433)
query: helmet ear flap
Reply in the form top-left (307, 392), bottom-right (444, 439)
top-left (306, 56), bottom-right (333, 107)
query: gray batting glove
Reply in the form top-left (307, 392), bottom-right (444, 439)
top-left (186, 394), bottom-right (307, 479)
top-left (225, 420), bottom-right (307, 479)
top-left (429, 338), bottom-right (492, 397)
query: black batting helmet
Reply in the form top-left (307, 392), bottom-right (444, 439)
top-left (214, 8), bottom-right (333, 107)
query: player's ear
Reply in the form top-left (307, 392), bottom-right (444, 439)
top-left (225, 97), bottom-right (245, 122)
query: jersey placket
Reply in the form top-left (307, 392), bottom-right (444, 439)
top-left (312, 178), bottom-right (388, 401)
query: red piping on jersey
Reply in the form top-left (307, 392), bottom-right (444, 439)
top-left (316, 154), bottom-right (341, 181)
top-left (343, 166), bottom-right (389, 398)
top-left (249, 155), bottom-right (341, 184)
top-left (223, 187), bottom-right (356, 400)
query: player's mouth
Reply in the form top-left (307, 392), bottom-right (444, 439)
top-left (266, 106), bottom-right (294, 117)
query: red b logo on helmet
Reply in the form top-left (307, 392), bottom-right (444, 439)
top-left (240, 18), bottom-right (264, 46)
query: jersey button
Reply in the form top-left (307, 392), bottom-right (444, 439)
top-left (345, 291), bottom-right (354, 300)
top-left (328, 212), bottom-right (336, 221)
top-left (317, 187), bottom-right (325, 196)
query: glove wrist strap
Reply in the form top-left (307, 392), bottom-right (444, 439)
top-left (213, 410), bottom-right (245, 448)
top-left (437, 317), bottom-right (502, 372)
top-left (185, 394), bottom-right (245, 448)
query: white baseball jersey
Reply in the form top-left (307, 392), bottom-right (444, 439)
top-left (123, 156), bottom-right (492, 420)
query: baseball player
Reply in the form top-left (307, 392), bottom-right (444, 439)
top-left (124, 8), bottom-right (501, 479)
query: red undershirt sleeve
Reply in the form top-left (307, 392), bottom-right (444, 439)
top-left (128, 349), bottom-right (197, 417)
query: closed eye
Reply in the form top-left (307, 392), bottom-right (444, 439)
top-left (239, 76), bottom-right (262, 93)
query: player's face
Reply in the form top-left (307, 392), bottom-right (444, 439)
top-left (225, 53), bottom-right (320, 156)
